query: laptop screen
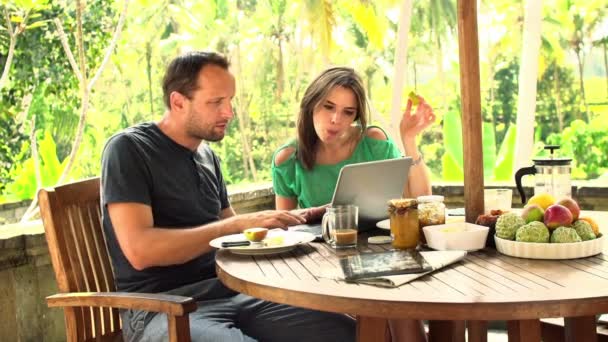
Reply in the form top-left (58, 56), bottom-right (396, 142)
top-left (331, 157), bottom-right (412, 229)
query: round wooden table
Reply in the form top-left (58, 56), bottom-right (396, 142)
top-left (216, 211), bottom-right (608, 341)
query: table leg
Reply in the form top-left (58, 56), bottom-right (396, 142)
top-left (507, 319), bottom-right (541, 342)
top-left (428, 320), bottom-right (466, 342)
top-left (356, 316), bottom-right (388, 342)
top-left (467, 320), bottom-right (488, 342)
top-left (565, 316), bottom-right (598, 342)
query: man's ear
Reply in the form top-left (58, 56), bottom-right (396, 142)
top-left (169, 91), bottom-right (187, 112)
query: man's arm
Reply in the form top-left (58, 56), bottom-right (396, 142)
top-left (220, 206), bottom-right (237, 219)
top-left (108, 202), bottom-right (305, 270)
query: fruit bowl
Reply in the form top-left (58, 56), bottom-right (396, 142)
top-left (495, 234), bottom-right (604, 259)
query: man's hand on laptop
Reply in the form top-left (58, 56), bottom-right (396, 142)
top-left (292, 204), bottom-right (329, 223)
top-left (240, 210), bottom-right (306, 229)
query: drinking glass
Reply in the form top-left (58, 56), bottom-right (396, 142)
top-left (484, 189), bottom-right (513, 214)
top-left (322, 205), bottom-right (358, 249)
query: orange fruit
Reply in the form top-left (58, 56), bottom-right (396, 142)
top-left (526, 193), bottom-right (555, 210)
top-left (578, 217), bottom-right (600, 236)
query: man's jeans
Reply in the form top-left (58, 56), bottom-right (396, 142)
top-left (121, 278), bottom-right (355, 342)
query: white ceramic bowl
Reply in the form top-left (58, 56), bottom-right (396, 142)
top-left (495, 235), bottom-right (604, 259)
top-left (423, 222), bottom-right (489, 251)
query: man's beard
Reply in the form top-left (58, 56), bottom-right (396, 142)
top-left (188, 125), bottom-right (225, 142)
top-left (186, 115), bottom-right (227, 142)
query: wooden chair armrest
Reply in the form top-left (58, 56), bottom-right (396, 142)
top-left (47, 292), bottom-right (197, 316)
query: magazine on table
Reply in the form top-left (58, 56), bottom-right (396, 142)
top-left (338, 250), bottom-right (467, 288)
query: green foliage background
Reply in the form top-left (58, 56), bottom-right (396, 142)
top-left (1, 0), bottom-right (607, 203)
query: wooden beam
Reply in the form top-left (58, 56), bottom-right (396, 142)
top-left (457, 0), bottom-right (484, 223)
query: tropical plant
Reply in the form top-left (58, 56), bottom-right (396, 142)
top-left (546, 119), bottom-right (608, 179)
top-left (0, 130), bottom-right (66, 203)
top-left (536, 61), bottom-right (581, 139)
top-left (442, 109), bottom-right (516, 182)
top-left (551, 0), bottom-right (606, 121)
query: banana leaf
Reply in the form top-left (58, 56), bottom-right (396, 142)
top-left (442, 109), bottom-right (463, 180)
top-left (442, 153), bottom-right (464, 181)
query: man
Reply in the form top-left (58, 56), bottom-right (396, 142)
top-left (101, 51), bottom-right (354, 342)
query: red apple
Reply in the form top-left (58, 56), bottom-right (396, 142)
top-left (556, 197), bottom-right (580, 221)
top-left (544, 204), bottom-right (573, 230)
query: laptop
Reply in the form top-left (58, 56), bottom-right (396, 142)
top-left (289, 157), bottom-right (412, 238)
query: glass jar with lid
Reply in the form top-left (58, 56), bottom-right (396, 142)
top-left (417, 195), bottom-right (446, 244)
top-left (388, 198), bottom-right (419, 250)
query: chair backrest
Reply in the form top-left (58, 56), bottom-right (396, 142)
top-left (39, 177), bottom-right (122, 341)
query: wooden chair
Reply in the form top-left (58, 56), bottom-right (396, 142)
top-left (39, 177), bottom-right (196, 342)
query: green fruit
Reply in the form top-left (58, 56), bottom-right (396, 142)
top-left (408, 91), bottom-right (420, 105)
top-left (495, 212), bottom-right (526, 240)
top-left (572, 220), bottom-right (596, 241)
top-left (550, 226), bottom-right (582, 243)
top-left (515, 221), bottom-right (550, 243)
top-left (521, 204), bottom-right (544, 223)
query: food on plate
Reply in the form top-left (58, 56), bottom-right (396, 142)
top-left (526, 193), bottom-right (555, 210)
top-left (263, 236), bottom-right (285, 247)
top-left (440, 226), bottom-right (466, 233)
top-left (578, 217), bottom-right (599, 235)
top-left (515, 221), bottom-right (550, 243)
top-left (544, 204), bottom-right (573, 230)
top-left (550, 226), bottom-right (582, 243)
top-left (521, 204), bottom-right (544, 223)
top-left (243, 227), bottom-right (269, 242)
top-left (408, 91), bottom-right (420, 105)
top-left (475, 210), bottom-right (505, 248)
top-left (556, 197), bottom-right (580, 221)
top-left (495, 212), bottom-right (526, 240)
top-left (572, 220), bottom-right (596, 241)
top-left (475, 214), bottom-right (498, 228)
top-left (475, 210), bottom-right (505, 228)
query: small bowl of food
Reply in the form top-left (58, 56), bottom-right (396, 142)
top-left (423, 222), bottom-right (489, 251)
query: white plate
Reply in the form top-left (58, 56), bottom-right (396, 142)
top-left (495, 235), bottom-right (604, 260)
top-left (210, 230), bottom-right (315, 256)
top-left (376, 219), bottom-right (390, 230)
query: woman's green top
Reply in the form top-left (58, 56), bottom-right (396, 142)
top-left (271, 127), bottom-right (401, 209)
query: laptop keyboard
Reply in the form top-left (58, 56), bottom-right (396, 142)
top-left (289, 223), bottom-right (323, 238)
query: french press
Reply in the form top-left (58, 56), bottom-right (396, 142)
top-left (514, 145), bottom-right (572, 204)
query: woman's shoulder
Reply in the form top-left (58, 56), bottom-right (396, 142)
top-left (364, 125), bottom-right (390, 141)
top-left (273, 140), bottom-right (297, 167)
top-left (356, 126), bottom-right (401, 159)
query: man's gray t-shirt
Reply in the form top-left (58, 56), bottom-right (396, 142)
top-left (101, 122), bottom-right (230, 293)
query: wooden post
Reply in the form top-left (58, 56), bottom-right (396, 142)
top-left (457, 0), bottom-right (484, 223)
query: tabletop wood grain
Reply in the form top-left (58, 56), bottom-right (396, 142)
top-left (216, 211), bottom-right (608, 340)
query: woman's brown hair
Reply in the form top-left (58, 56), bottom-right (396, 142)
top-left (296, 67), bottom-right (368, 170)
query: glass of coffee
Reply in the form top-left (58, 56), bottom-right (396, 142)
top-left (321, 205), bottom-right (358, 249)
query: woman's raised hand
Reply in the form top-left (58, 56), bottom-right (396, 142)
top-left (400, 96), bottom-right (436, 141)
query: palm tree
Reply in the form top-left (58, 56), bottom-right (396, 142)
top-left (555, 0), bottom-right (605, 122)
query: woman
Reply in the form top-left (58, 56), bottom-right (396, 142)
top-left (272, 67), bottom-right (436, 342)
top-left (272, 67), bottom-right (434, 211)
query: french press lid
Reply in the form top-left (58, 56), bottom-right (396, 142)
top-left (532, 145), bottom-right (571, 166)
